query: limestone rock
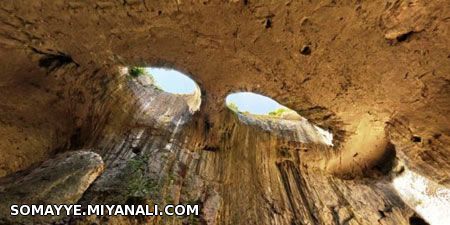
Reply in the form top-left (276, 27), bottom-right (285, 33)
top-left (0, 150), bottom-right (104, 224)
top-left (0, 0), bottom-right (448, 224)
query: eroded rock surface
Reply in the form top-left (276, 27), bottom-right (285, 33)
top-left (0, 0), bottom-right (449, 224)
top-left (0, 150), bottom-right (104, 224)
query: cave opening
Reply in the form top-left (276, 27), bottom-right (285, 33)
top-left (122, 66), bottom-right (202, 113)
top-left (0, 2), bottom-right (448, 225)
top-left (225, 92), bottom-right (333, 146)
top-left (226, 92), bottom-right (298, 117)
top-left (393, 168), bottom-right (450, 225)
top-left (144, 67), bottom-right (197, 95)
top-left (125, 67), bottom-right (198, 95)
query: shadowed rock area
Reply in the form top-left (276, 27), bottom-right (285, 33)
top-left (0, 150), bottom-right (104, 224)
top-left (0, 0), bottom-right (449, 224)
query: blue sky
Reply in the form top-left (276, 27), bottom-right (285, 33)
top-left (226, 92), bottom-right (283, 115)
top-left (146, 68), bottom-right (283, 114)
top-left (146, 68), bottom-right (197, 94)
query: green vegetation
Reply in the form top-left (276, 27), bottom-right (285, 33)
top-left (187, 214), bottom-right (202, 225)
top-left (268, 108), bottom-right (291, 117)
top-left (123, 155), bottom-right (203, 225)
top-left (129, 66), bottom-right (146, 78)
top-left (227, 101), bottom-right (293, 118)
top-left (227, 102), bottom-right (239, 112)
top-left (127, 66), bottom-right (164, 91)
top-left (126, 156), bottom-right (160, 197)
top-left (226, 102), bottom-right (250, 115)
top-left (128, 176), bottom-right (159, 197)
top-left (152, 81), bottom-right (163, 91)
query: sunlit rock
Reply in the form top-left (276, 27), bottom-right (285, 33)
top-left (0, 1), bottom-right (448, 224)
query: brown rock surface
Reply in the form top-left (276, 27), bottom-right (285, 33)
top-left (0, 150), bottom-right (104, 224)
top-left (0, 0), bottom-right (449, 224)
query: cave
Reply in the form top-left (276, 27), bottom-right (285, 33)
top-left (226, 92), bottom-right (334, 146)
top-left (226, 92), bottom-right (289, 115)
top-left (0, 1), bottom-right (449, 225)
top-left (144, 67), bottom-right (198, 95)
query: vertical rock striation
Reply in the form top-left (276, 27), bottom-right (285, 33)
top-left (0, 0), bottom-right (448, 224)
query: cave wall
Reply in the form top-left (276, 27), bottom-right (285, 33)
top-left (0, 0), bottom-right (449, 224)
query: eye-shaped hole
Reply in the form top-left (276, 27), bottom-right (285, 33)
top-left (225, 92), bottom-right (299, 118)
top-left (145, 67), bottom-right (197, 95)
top-left (225, 92), bottom-right (333, 146)
top-left (126, 67), bottom-right (198, 94)
top-left (122, 66), bottom-right (201, 113)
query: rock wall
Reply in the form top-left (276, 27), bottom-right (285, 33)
top-left (0, 0), bottom-right (449, 224)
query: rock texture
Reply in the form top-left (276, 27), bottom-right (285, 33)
top-left (0, 0), bottom-right (449, 224)
top-left (0, 150), bottom-right (104, 224)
